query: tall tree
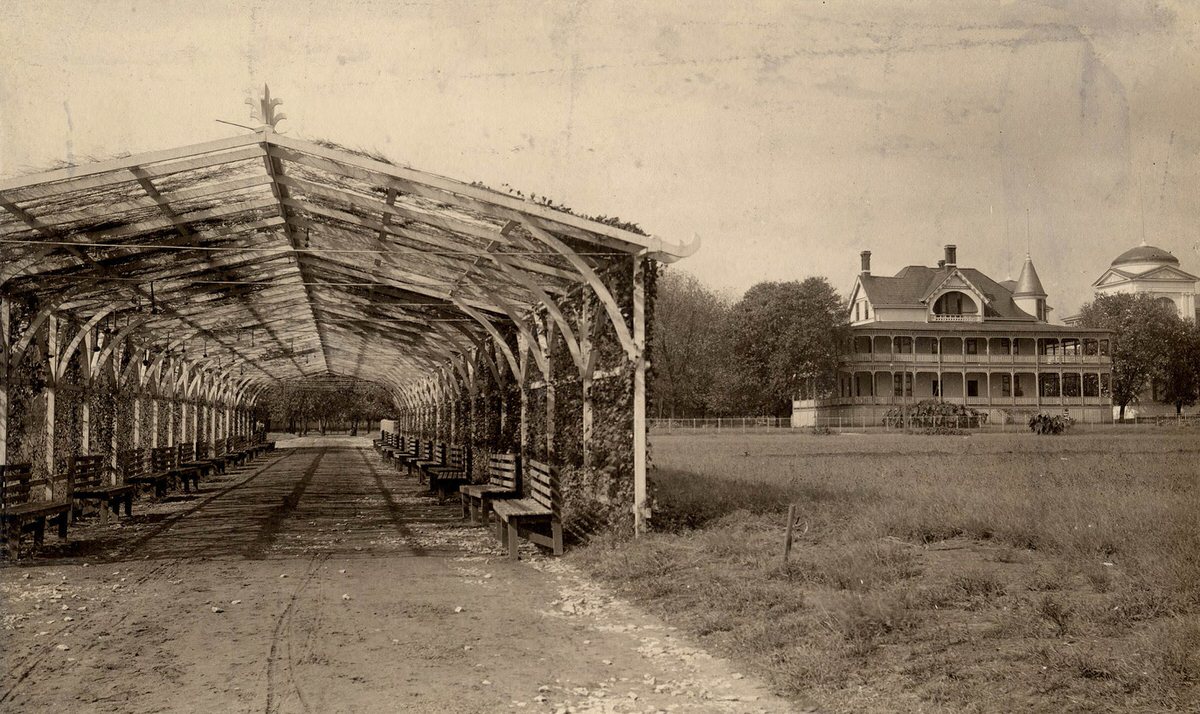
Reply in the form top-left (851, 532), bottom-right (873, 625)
top-left (1075, 293), bottom-right (1183, 419)
top-left (652, 269), bottom-right (730, 418)
top-left (712, 277), bottom-right (846, 416)
top-left (1159, 319), bottom-right (1200, 416)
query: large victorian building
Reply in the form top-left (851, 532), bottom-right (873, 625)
top-left (793, 245), bottom-right (1114, 427)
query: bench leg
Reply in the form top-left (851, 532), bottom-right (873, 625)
top-left (4, 523), bottom-right (20, 560)
top-left (507, 520), bottom-right (519, 561)
top-left (552, 519), bottom-right (564, 556)
top-left (57, 513), bottom-right (68, 539)
top-left (33, 517), bottom-right (46, 546)
top-left (124, 494), bottom-right (133, 517)
top-left (460, 492), bottom-right (470, 520)
top-left (477, 497), bottom-right (488, 526)
top-left (99, 498), bottom-right (110, 526)
top-left (495, 517), bottom-right (505, 544)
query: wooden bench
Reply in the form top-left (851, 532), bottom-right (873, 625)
top-left (412, 442), bottom-right (446, 484)
top-left (68, 454), bottom-right (136, 525)
top-left (222, 437), bottom-right (248, 468)
top-left (393, 436), bottom-right (419, 472)
top-left (179, 441), bottom-right (216, 479)
top-left (424, 445), bottom-right (471, 503)
top-left (174, 443), bottom-right (205, 489)
top-left (2, 463), bottom-right (71, 559)
top-left (492, 459), bottom-right (563, 559)
top-left (120, 448), bottom-right (172, 497)
top-left (460, 453), bottom-right (520, 525)
top-left (151, 446), bottom-right (198, 494)
top-left (378, 432), bottom-right (399, 464)
top-left (398, 439), bottom-right (428, 476)
top-left (197, 439), bottom-right (228, 474)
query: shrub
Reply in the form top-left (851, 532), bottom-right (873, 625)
top-left (883, 400), bottom-right (988, 429)
top-left (1028, 413), bottom-right (1075, 434)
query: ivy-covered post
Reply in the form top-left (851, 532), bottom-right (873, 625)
top-left (150, 384), bottom-right (160, 449)
top-left (44, 315), bottom-right (59, 478)
top-left (539, 317), bottom-right (556, 460)
top-left (632, 255), bottom-right (648, 536)
top-left (0, 298), bottom-right (9, 465)
top-left (516, 332), bottom-right (529, 465)
top-left (81, 327), bottom-right (94, 455)
top-left (578, 297), bottom-right (595, 470)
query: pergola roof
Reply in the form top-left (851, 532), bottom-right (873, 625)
top-left (0, 108), bottom-right (694, 398)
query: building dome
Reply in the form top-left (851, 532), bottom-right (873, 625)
top-left (1112, 244), bottom-right (1179, 267)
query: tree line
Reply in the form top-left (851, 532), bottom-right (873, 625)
top-left (653, 270), bottom-right (846, 418)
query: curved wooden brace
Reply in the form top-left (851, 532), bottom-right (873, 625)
top-left (489, 252), bottom-right (584, 371)
top-left (453, 301), bottom-right (524, 381)
top-left (100, 316), bottom-right (155, 385)
top-left (56, 307), bottom-right (119, 379)
top-left (522, 221), bottom-right (638, 359)
top-left (447, 320), bottom-right (503, 387)
top-left (482, 291), bottom-right (549, 377)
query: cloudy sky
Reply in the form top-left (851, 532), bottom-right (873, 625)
top-left (2, 0), bottom-right (1197, 316)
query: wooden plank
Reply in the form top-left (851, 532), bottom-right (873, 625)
top-left (0, 139), bottom-right (267, 198)
top-left (265, 134), bottom-right (692, 258)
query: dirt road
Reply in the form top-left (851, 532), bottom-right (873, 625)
top-left (2, 438), bottom-right (795, 713)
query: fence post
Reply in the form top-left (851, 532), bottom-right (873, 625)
top-left (782, 504), bottom-right (797, 566)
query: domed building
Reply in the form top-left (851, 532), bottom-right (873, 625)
top-left (1086, 242), bottom-right (1198, 320)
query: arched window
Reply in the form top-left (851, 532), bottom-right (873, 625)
top-left (932, 291), bottom-right (978, 316)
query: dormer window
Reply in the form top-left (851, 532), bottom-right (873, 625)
top-left (930, 290), bottom-right (982, 322)
top-left (933, 291), bottom-right (977, 316)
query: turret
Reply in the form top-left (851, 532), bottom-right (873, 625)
top-left (1013, 254), bottom-right (1048, 321)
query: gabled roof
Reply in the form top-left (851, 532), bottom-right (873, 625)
top-left (858, 265), bottom-right (1037, 320)
top-left (1096, 263), bottom-right (1198, 285)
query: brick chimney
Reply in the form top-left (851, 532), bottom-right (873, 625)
top-left (944, 244), bottom-right (957, 267)
top-left (860, 250), bottom-right (871, 276)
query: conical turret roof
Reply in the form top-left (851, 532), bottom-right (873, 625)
top-left (1013, 254), bottom-right (1047, 297)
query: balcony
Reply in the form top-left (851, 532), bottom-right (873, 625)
top-left (929, 313), bottom-right (982, 323)
top-left (845, 353), bottom-right (1111, 367)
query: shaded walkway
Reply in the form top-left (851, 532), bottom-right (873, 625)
top-left (1, 439), bottom-right (791, 713)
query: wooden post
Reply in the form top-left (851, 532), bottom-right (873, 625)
top-left (151, 397), bottom-right (160, 448)
top-left (81, 328), bottom-right (92, 455)
top-left (45, 315), bottom-right (59, 477)
top-left (632, 256), bottom-right (648, 536)
top-left (782, 504), bottom-right (797, 566)
top-left (540, 319), bottom-right (556, 459)
top-left (578, 298), bottom-right (595, 470)
top-left (516, 333), bottom-right (529, 465)
top-left (0, 298), bottom-right (8, 466)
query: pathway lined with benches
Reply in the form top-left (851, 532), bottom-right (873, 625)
top-left (1, 437), bottom-right (791, 713)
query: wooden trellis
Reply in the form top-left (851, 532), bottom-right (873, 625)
top-left (0, 89), bottom-right (695, 534)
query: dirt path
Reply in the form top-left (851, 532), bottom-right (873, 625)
top-left (2, 439), bottom-right (796, 713)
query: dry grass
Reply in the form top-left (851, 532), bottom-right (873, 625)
top-left (574, 430), bottom-right (1200, 712)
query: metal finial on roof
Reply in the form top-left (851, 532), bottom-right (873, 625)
top-left (246, 84), bottom-right (287, 132)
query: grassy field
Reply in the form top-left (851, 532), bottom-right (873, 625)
top-left (573, 428), bottom-right (1200, 713)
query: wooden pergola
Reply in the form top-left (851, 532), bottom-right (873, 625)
top-left (0, 89), bottom-right (694, 534)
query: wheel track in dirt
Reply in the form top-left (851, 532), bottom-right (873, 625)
top-left (1, 451), bottom-right (296, 705)
top-left (264, 552), bottom-right (329, 714)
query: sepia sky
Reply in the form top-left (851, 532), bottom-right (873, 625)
top-left (2, 0), bottom-right (1198, 317)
